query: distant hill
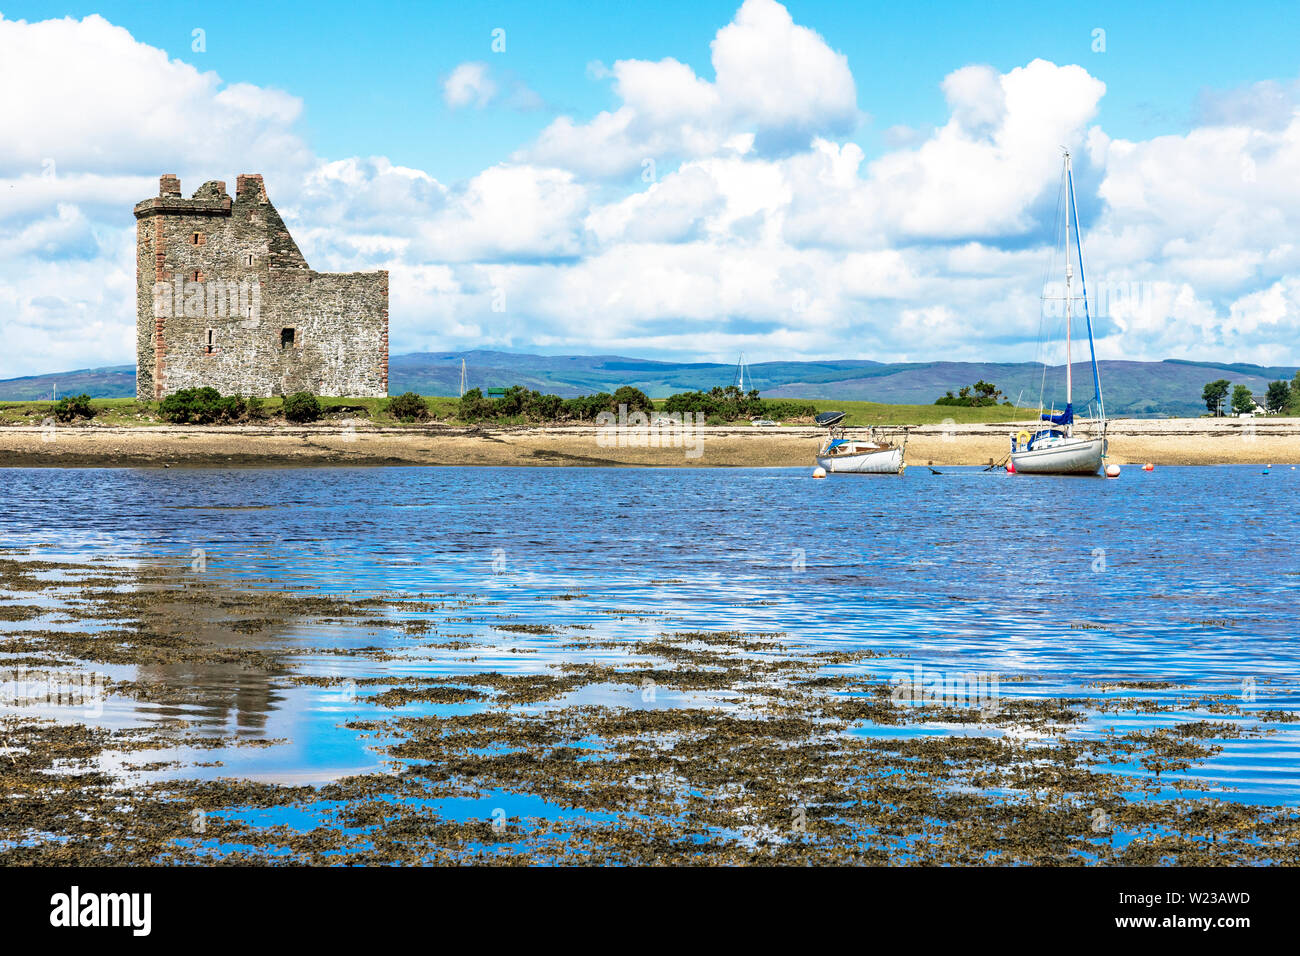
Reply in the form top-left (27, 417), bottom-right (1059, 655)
top-left (2, 352), bottom-right (1294, 418)
top-left (762, 359), bottom-right (1296, 418)
top-left (0, 365), bottom-right (136, 401)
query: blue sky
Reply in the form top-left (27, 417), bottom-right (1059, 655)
top-left (3, 0), bottom-right (1300, 376)
top-left (21, 0), bottom-right (1299, 178)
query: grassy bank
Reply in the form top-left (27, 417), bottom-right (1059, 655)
top-left (0, 394), bottom-right (1026, 428)
top-left (0, 394), bottom-right (1199, 429)
top-left (0, 395), bottom-right (462, 427)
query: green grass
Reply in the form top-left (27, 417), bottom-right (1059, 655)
top-left (0, 395), bottom-right (463, 427)
top-left (0, 397), bottom-right (151, 426)
top-left (0, 394), bottom-right (1034, 428)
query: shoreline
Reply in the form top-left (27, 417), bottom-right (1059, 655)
top-left (2, 417), bottom-right (1299, 468)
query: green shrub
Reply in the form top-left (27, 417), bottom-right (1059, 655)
top-left (282, 391), bottom-right (322, 423)
top-left (609, 385), bottom-right (654, 415)
top-left (454, 385), bottom-right (667, 423)
top-left (387, 391), bottom-right (430, 422)
top-left (660, 386), bottom-right (812, 422)
top-left (532, 393), bottom-right (563, 421)
top-left (158, 387), bottom-right (243, 424)
top-left (935, 381), bottom-right (1005, 407)
top-left (458, 388), bottom-right (492, 422)
top-left (663, 386), bottom-right (758, 420)
top-left (561, 392), bottom-right (615, 421)
top-left (51, 393), bottom-right (95, 423)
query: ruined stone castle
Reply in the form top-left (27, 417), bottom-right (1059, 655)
top-left (135, 174), bottom-right (388, 400)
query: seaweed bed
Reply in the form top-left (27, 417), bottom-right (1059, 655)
top-left (1, 555), bottom-right (1297, 865)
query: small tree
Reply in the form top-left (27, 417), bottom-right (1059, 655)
top-left (282, 391), bottom-right (322, 423)
top-left (1265, 380), bottom-right (1291, 415)
top-left (458, 387), bottom-right (492, 422)
top-left (532, 393), bottom-right (563, 421)
top-left (51, 393), bottom-right (95, 422)
top-left (1230, 384), bottom-right (1255, 416)
top-left (609, 385), bottom-right (654, 414)
top-left (387, 392), bottom-right (429, 422)
top-left (1202, 379), bottom-right (1230, 416)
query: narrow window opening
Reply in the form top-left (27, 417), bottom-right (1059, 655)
top-left (245, 253), bottom-right (255, 267)
top-left (191, 232), bottom-right (203, 245)
top-left (281, 328), bottom-right (296, 350)
top-left (205, 329), bottom-right (215, 354)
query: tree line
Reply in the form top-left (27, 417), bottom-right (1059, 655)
top-left (458, 384), bottom-right (816, 424)
top-left (1201, 373), bottom-right (1300, 416)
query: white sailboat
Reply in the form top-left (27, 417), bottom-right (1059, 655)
top-left (815, 412), bottom-right (905, 474)
top-left (1010, 150), bottom-right (1108, 476)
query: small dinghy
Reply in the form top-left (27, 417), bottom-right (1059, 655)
top-left (814, 412), bottom-right (905, 474)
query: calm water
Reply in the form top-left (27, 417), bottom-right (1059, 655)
top-left (2, 464), bottom-right (1298, 806)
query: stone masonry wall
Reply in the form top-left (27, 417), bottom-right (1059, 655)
top-left (135, 174), bottom-right (388, 400)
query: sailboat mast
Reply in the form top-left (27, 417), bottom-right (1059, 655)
top-left (1067, 154), bottom-right (1107, 430)
top-left (1063, 152), bottom-right (1073, 436)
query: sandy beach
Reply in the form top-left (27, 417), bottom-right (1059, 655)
top-left (1, 416), bottom-right (1298, 468)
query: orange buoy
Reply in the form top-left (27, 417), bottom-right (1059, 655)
top-left (1142, 463), bottom-right (1154, 471)
top-left (1105, 464), bottom-right (1121, 478)
top-left (812, 467), bottom-right (827, 479)
top-left (1006, 462), bottom-right (1015, 474)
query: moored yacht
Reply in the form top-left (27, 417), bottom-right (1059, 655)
top-left (1010, 150), bottom-right (1107, 476)
top-left (815, 412), bottom-right (905, 474)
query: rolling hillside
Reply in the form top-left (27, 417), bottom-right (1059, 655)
top-left (0, 365), bottom-right (136, 400)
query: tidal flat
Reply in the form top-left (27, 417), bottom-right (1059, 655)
top-left (1, 465), bottom-right (1297, 864)
top-left (2, 417), bottom-right (1298, 468)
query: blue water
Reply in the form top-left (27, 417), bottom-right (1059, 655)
top-left (2, 465), bottom-right (1297, 805)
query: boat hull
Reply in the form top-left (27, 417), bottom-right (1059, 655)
top-left (1010, 437), bottom-right (1106, 475)
top-left (816, 446), bottom-right (903, 474)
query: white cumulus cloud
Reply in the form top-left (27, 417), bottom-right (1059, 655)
top-left (443, 62), bottom-right (497, 109)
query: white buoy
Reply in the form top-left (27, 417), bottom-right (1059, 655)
top-left (1105, 464), bottom-right (1121, 478)
top-left (812, 466), bottom-right (827, 479)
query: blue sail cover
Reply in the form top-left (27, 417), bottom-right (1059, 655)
top-left (1041, 403), bottom-right (1073, 425)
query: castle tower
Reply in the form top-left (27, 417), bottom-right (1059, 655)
top-left (134, 174), bottom-right (389, 401)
